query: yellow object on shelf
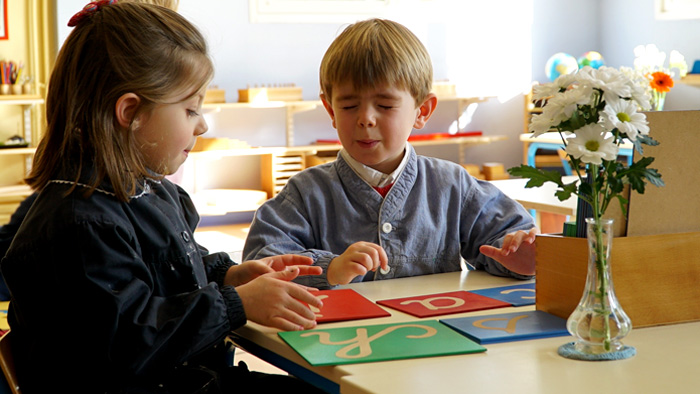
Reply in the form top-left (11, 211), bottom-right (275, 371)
top-left (204, 88), bottom-right (226, 104)
top-left (462, 163), bottom-right (484, 180)
top-left (238, 86), bottom-right (303, 103)
top-left (482, 162), bottom-right (509, 180)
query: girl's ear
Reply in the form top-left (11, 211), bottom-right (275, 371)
top-left (413, 93), bottom-right (438, 130)
top-left (320, 93), bottom-right (337, 129)
top-left (115, 93), bottom-right (142, 129)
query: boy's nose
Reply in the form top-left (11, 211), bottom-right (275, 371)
top-left (358, 108), bottom-right (376, 128)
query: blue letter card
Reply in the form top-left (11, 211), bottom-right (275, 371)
top-left (440, 310), bottom-right (569, 344)
top-left (469, 283), bottom-right (536, 306)
top-left (278, 320), bottom-right (486, 366)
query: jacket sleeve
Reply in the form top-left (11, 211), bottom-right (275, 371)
top-left (459, 175), bottom-right (536, 279)
top-left (243, 186), bottom-right (338, 289)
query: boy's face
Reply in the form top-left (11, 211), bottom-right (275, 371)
top-left (323, 83), bottom-right (433, 174)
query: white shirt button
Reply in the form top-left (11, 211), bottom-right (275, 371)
top-left (380, 266), bottom-right (391, 275)
top-left (382, 222), bottom-right (392, 233)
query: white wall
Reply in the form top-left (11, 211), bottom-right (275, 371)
top-left (598, 0), bottom-right (700, 110)
top-left (55, 0), bottom-right (699, 181)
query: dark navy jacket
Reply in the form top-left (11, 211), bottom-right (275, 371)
top-left (1, 177), bottom-right (245, 392)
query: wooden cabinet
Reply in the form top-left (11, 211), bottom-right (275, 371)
top-left (0, 95), bottom-right (44, 225)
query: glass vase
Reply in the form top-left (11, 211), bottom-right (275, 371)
top-left (651, 90), bottom-right (666, 111)
top-left (565, 218), bottom-right (632, 355)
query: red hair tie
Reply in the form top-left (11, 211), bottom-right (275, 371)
top-left (68, 0), bottom-right (119, 27)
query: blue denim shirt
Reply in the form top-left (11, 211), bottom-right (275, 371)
top-left (243, 145), bottom-right (535, 289)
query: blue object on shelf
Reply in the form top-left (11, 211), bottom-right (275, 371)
top-left (526, 141), bottom-right (632, 176)
top-left (691, 60), bottom-right (700, 74)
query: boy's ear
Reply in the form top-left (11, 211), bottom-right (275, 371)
top-left (320, 93), bottom-right (337, 129)
top-left (413, 93), bottom-right (438, 130)
top-left (115, 93), bottom-right (142, 129)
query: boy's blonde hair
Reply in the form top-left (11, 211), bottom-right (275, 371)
top-left (28, 2), bottom-right (213, 201)
top-left (319, 18), bottom-right (433, 107)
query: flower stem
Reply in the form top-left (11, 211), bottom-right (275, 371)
top-left (589, 165), bottom-right (612, 350)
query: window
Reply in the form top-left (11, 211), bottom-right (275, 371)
top-left (655, 0), bottom-right (700, 20)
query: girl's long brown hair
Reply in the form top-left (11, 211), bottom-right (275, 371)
top-left (27, 2), bottom-right (213, 201)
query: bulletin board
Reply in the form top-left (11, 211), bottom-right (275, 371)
top-left (626, 110), bottom-right (700, 236)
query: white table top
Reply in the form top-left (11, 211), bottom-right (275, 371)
top-left (490, 176), bottom-right (579, 216)
top-left (231, 271), bottom-right (700, 394)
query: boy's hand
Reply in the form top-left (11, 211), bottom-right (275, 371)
top-left (225, 254), bottom-right (321, 287)
top-left (327, 242), bottom-right (388, 285)
top-left (236, 267), bottom-right (324, 331)
top-left (479, 227), bottom-right (538, 276)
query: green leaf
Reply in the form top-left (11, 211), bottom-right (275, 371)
top-left (615, 194), bottom-right (629, 217)
top-left (507, 165), bottom-right (564, 188)
top-left (554, 181), bottom-right (578, 201)
top-left (619, 156), bottom-right (665, 194)
top-left (632, 135), bottom-right (660, 155)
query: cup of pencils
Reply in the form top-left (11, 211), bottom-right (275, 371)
top-left (0, 61), bottom-right (24, 95)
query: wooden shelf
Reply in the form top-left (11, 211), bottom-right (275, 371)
top-left (0, 147), bottom-right (35, 156)
top-left (680, 74), bottom-right (700, 87)
top-left (0, 94), bottom-right (44, 105)
top-left (0, 96), bottom-right (44, 225)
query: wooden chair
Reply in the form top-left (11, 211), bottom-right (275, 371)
top-left (0, 331), bottom-right (20, 394)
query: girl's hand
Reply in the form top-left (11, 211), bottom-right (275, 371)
top-left (479, 227), bottom-right (538, 276)
top-left (236, 267), bottom-right (324, 331)
top-left (327, 242), bottom-right (388, 286)
top-left (225, 254), bottom-right (321, 287)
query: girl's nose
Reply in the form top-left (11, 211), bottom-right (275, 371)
top-left (195, 117), bottom-right (208, 136)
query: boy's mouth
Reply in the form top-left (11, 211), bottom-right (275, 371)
top-left (357, 139), bottom-right (380, 148)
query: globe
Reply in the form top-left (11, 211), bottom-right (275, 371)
top-left (578, 51), bottom-right (605, 69)
top-left (545, 52), bottom-right (579, 81)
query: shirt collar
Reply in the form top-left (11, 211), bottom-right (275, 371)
top-left (339, 142), bottom-right (410, 188)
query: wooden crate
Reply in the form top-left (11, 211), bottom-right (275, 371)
top-left (535, 232), bottom-right (700, 328)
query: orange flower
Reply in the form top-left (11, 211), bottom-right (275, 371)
top-left (649, 71), bottom-right (674, 93)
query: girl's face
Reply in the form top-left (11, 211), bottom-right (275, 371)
top-left (322, 83), bottom-right (425, 174)
top-left (135, 89), bottom-right (208, 175)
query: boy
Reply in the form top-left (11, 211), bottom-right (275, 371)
top-left (243, 18), bottom-right (537, 289)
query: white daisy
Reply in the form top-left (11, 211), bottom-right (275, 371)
top-left (565, 123), bottom-right (619, 165)
top-left (602, 99), bottom-right (650, 141)
top-left (579, 66), bottom-right (633, 103)
top-left (546, 87), bottom-right (592, 121)
top-left (529, 113), bottom-right (556, 136)
top-left (532, 73), bottom-right (577, 100)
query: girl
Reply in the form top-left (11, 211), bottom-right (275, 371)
top-left (1, 2), bottom-right (323, 393)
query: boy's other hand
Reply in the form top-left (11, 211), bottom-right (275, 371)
top-left (479, 227), bottom-right (538, 276)
top-left (327, 241), bottom-right (388, 285)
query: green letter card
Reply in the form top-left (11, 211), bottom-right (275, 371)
top-left (278, 320), bottom-right (486, 366)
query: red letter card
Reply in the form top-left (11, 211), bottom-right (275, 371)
top-left (376, 290), bottom-right (510, 318)
top-left (311, 289), bottom-right (391, 323)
